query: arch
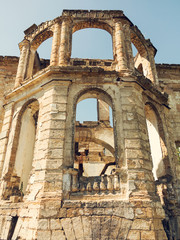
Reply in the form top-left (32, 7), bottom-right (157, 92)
top-left (64, 86), bottom-right (118, 171)
top-left (76, 88), bottom-right (113, 108)
top-left (71, 20), bottom-right (113, 60)
top-left (72, 20), bottom-right (113, 35)
top-left (75, 130), bottom-right (114, 155)
top-left (36, 36), bottom-right (53, 60)
top-left (14, 99), bottom-right (39, 193)
top-left (31, 30), bottom-right (53, 50)
top-left (130, 26), bottom-right (157, 82)
top-left (130, 26), bottom-right (149, 57)
top-left (25, 30), bottom-right (53, 78)
top-left (145, 102), bottom-right (170, 180)
top-left (73, 88), bottom-right (116, 177)
top-left (3, 99), bottom-right (39, 198)
top-left (71, 28), bottom-right (113, 60)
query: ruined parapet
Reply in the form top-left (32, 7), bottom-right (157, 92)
top-left (14, 9), bottom-right (158, 88)
top-left (0, 9), bottom-right (180, 240)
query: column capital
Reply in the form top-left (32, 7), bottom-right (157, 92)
top-left (30, 43), bottom-right (37, 51)
top-left (114, 20), bottom-right (123, 28)
top-left (18, 39), bottom-right (30, 51)
top-left (61, 16), bottom-right (73, 24)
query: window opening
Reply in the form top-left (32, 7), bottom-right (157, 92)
top-left (76, 98), bottom-right (98, 123)
top-left (145, 104), bottom-right (165, 180)
top-left (7, 216), bottom-right (18, 240)
top-left (132, 42), bottom-right (147, 77)
top-left (71, 28), bottom-right (113, 59)
top-left (75, 98), bottom-right (115, 177)
top-left (33, 37), bottom-right (52, 74)
top-left (13, 101), bottom-right (39, 195)
top-left (36, 37), bottom-right (52, 60)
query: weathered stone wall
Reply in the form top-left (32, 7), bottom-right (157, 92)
top-left (0, 65), bottom-right (172, 239)
top-left (156, 64), bottom-right (180, 142)
top-left (0, 199), bottom-right (167, 240)
top-left (0, 56), bottom-right (19, 132)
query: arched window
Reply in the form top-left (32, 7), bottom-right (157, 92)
top-left (37, 37), bottom-right (52, 60)
top-left (71, 28), bottom-right (113, 59)
top-left (13, 100), bottom-right (39, 194)
top-left (74, 96), bottom-right (115, 177)
top-left (32, 37), bottom-right (52, 75)
top-left (145, 104), bottom-right (167, 180)
top-left (131, 43), bottom-right (145, 76)
top-left (26, 29), bottom-right (53, 79)
top-left (76, 98), bottom-right (98, 123)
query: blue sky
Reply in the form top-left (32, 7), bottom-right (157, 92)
top-left (1, 0), bottom-right (180, 122)
top-left (0, 0), bottom-right (180, 63)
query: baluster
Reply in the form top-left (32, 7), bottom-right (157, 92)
top-left (80, 183), bottom-right (85, 192)
top-left (107, 175), bottom-right (113, 191)
top-left (71, 173), bottom-right (78, 192)
top-left (114, 174), bottom-right (120, 191)
top-left (86, 182), bottom-right (92, 192)
top-left (100, 175), bottom-right (106, 191)
top-left (93, 182), bottom-right (99, 192)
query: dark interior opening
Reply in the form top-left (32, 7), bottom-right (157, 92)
top-left (7, 216), bottom-right (18, 240)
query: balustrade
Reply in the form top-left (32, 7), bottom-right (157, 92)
top-left (70, 170), bottom-right (120, 195)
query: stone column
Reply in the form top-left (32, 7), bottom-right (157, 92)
top-left (59, 18), bottom-right (72, 66)
top-left (15, 40), bottom-right (29, 88)
top-left (0, 102), bottom-right (15, 200)
top-left (50, 22), bottom-right (61, 66)
top-left (26, 45), bottom-right (36, 79)
top-left (123, 24), bottom-right (134, 71)
top-left (120, 83), bottom-right (156, 199)
top-left (0, 102), bottom-right (14, 178)
top-left (27, 81), bottom-right (71, 200)
top-left (114, 21), bottom-right (128, 71)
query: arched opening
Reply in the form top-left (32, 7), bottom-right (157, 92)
top-left (25, 30), bottom-right (53, 79)
top-left (71, 28), bottom-right (113, 59)
top-left (131, 42), bottom-right (145, 76)
top-left (145, 104), bottom-right (167, 180)
top-left (31, 37), bottom-right (52, 75)
top-left (13, 100), bottom-right (39, 194)
top-left (131, 31), bottom-right (152, 79)
top-left (74, 96), bottom-right (115, 177)
top-left (36, 37), bottom-right (52, 60)
top-left (76, 98), bottom-right (98, 123)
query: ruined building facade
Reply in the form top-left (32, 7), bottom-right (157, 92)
top-left (0, 10), bottom-right (180, 239)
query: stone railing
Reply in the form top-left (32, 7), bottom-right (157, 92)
top-left (70, 171), bottom-right (120, 195)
